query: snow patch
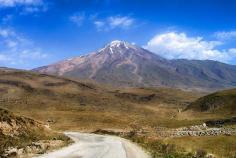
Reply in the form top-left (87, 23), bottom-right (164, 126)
top-left (98, 40), bottom-right (139, 55)
top-left (110, 47), bottom-right (114, 54)
top-left (110, 40), bottom-right (123, 47)
top-left (124, 42), bottom-right (129, 49)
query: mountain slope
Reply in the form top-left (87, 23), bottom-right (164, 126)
top-left (0, 107), bottom-right (70, 156)
top-left (186, 88), bottom-right (236, 114)
top-left (33, 40), bottom-right (236, 90)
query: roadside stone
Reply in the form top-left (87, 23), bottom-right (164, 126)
top-left (4, 147), bottom-right (18, 158)
top-left (156, 124), bottom-right (236, 138)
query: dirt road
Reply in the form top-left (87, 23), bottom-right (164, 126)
top-left (37, 132), bottom-right (150, 158)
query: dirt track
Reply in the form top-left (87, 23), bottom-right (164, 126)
top-left (36, 132), bottom-right (150, 158)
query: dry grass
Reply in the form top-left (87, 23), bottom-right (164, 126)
top-left (0, 69), bottom-right (205, 130)
top-left (164, 135), bottom-right (236, 158)
top-left (0, 68), bottom-right (236, 157)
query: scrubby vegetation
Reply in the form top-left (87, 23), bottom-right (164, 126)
top-left (187, 88), bottom-right (236, 114)
top-left (126, 135), bottom-right (193, 158)
top-left (0, 129), bottom-right (71, 155)
top-left (0, 108), bottom-right (71, 156)
top-left (126, 133), bottom-right (236, 158)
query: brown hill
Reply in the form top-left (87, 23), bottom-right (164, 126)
top-left (0, 67), bottom-right (203, 131)
top-left (186, 88), bottom-right (236, 114)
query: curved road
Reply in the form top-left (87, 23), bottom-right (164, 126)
top-left (37, 132), bottom-right (150, 158)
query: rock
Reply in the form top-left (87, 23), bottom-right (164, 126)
top-left (44, 123), bottom-right (50, 129)
top-left (17, 148), bottom-right (24, 155)
top-left (156, 124), bottom-right (236, 138)
top-left (4, 147), bottom-right (18, 158)
top-left (206, 153), bottom-right (216, 158)
top-left (47, 119), bottom-right (55, 124)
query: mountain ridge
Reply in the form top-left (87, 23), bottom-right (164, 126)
top-left (33, 40), bottom-right (236, 91)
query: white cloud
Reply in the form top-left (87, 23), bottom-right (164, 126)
top-left (70, 13), bottom-right (85, 26)
top-left (19, 49), bottom-right (48, 59)
top-left (22, 5), bottom-right (47, 14)
top-left (0, 28), bottom-right (14, 38)
top-left (228, 48), bottom-right (236, 56)
top-left (5, 39), bottom-right (18, 48)
top-left (214, 31), bottom-right (236, 40)
top-left (144, 32), bottom-right (236, 63)
top-left (69, 13), bottom-right (135, 31)
top-left (0, 0), bottom-right (48, 14)
top-left (0, 0), bottom-right (43, 7)
top-left (94, 21), bottom-right (105, 30)
top-left (94, 16), bottom-right (135, 31)
top-left (108, 16), bottom-right (134, 29)
top-left (0, 27), bottom-right (49, 68)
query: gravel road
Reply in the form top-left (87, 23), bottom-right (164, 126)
top-left (36, 132), bottom-right (150, 158)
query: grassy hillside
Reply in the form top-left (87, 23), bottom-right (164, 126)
top-left (0, 68), bottom-right (204, 130)
top-left (0, 108), bottom-right (70, 156)
top-left (187, 88), bottom-right (236, 114)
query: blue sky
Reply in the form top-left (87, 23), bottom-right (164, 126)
top-left (0, 0), bottom-right (236, 69)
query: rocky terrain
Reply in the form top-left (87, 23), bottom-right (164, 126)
top-left (205, 117), bottom-right (236, 127)
top-left (94, 123), bottom-right (236, 138)
top-left (34, 40), bottom-right (236, 91)
top-left (156, 124), bottom-right (236, 138)
top-left (0, 107), bottom-right (71, 157)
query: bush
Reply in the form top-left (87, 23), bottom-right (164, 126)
top-left (196, 149), bottom-right (207, 158)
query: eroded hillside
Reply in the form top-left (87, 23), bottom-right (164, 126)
top-left (0, 107), bottom-right (70, 157)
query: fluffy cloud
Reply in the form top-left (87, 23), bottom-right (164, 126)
top-left (214, 31), bottom-right (236, 40)
top-left (0, 27), bottom-right (48, 69)
top-left (94, 16), bottom-right (135, 31)
top-left (144, 32), bottom-right (236, 63)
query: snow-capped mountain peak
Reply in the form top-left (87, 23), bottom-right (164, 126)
top-left (33, 40), bottom-right (236, 90)
top-left (99, 40), bottom-right (138, 54)
top-left (108, 40), bottom-right (133, 48)
top-left (110, 40), bottom-right (124, 46)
